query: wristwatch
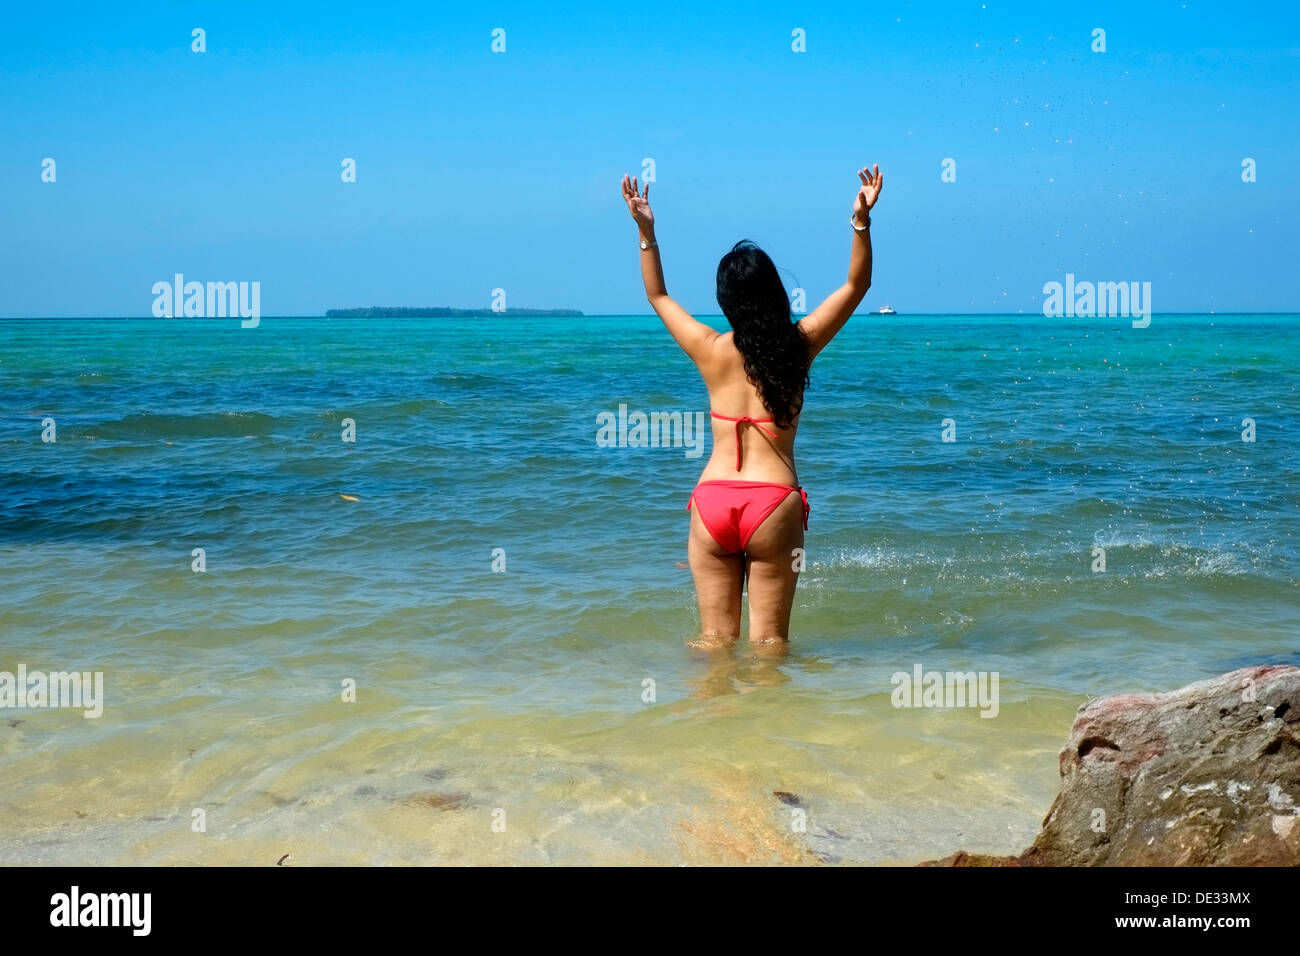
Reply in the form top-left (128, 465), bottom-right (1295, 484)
top-left (850, 212), bottom-right (871, 232)
top-left (640, 238), bottom-right (658, 250)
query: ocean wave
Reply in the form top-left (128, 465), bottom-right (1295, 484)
top-left (74, 411), bottom-right (277, 441)
top-left (821, 538), bottom-right (1271, 581)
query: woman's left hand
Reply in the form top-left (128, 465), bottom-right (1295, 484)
top-left (621, 175), bottom-right (655, 232)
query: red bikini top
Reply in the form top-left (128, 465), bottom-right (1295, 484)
top-left (710, 411), bottom-right (781, 471)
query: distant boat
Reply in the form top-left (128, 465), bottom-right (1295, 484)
top-left (877, 305), bottom-right (897, 315)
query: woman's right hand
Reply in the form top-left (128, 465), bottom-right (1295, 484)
top-left (621, 175), bottom-right (655, 233)
top-left (854, 164), bottom-right (883, 225)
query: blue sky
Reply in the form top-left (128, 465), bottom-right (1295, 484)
top-left (2, 1), bottom-right (1297, 316)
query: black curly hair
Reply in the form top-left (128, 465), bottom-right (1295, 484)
top-left (715, 240), bottom-right (810, 428)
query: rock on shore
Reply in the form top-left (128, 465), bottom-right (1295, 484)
top-left (922, 665), bottom-right (1300, 866)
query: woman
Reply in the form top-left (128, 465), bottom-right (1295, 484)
top-left (620, 165), bottom-right (883, 644)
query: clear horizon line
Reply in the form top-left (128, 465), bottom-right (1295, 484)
top-left (2, 311), bottom-right (1297, 320)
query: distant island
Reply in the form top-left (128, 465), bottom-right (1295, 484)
top-left (324, 306), bottom-right (583, 318)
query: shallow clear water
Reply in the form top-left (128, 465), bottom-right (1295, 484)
top-left (1, 314), bottom-right (1297, 864)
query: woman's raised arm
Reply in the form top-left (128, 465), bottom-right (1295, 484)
top-left (621, 175), bottom-right (719, 364)
top-left (798, 165), bottom-right (883, 358)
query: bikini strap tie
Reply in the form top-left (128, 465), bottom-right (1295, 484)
top-left (711, 411), bottom-right (780, 471)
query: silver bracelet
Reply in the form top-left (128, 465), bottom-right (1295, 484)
top-left (850, 212), bottom-right (871, 232)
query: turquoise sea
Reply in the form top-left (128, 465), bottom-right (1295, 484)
top-left (1, 313), bottom-right (1297, 864)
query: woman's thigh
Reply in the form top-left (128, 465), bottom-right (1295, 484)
top-left (688, 507), bottom-right (744, 640)
top-left (741, 491), bottom-right (805, 642)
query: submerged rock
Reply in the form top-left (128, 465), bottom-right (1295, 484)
top-left (923, 665), bottom-right (1300, 866)
top-left (919, 850), bottom-right (1022, 867)
top-left (404, 791), bottom-right (471, 812)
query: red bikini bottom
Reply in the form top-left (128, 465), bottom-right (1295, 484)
top-left (686, 480), bottom-right (810, 554)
